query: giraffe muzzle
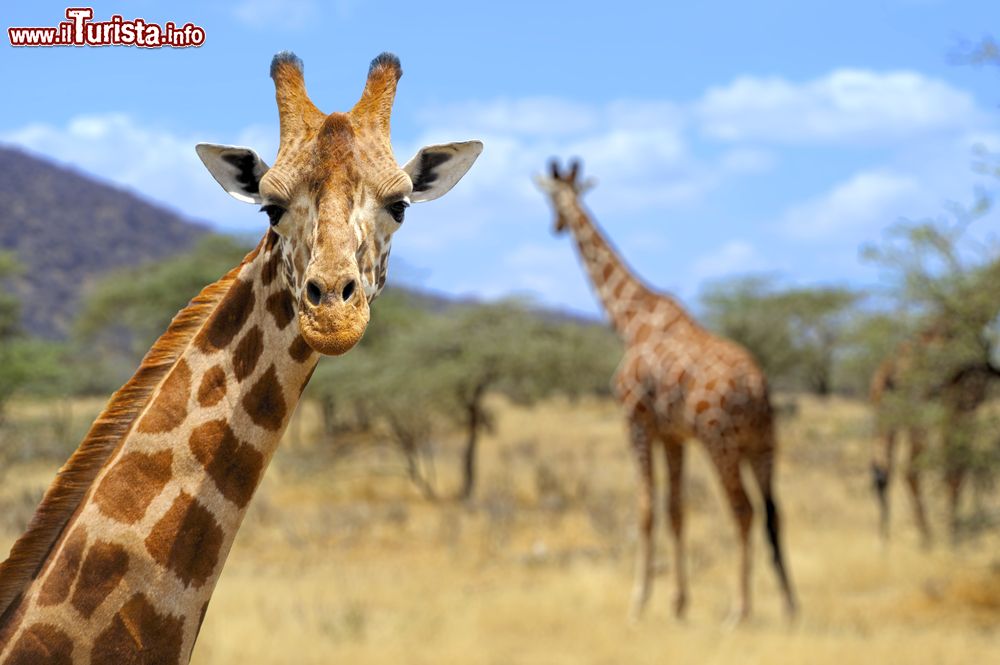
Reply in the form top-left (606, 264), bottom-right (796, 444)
top-left (298, 272), bottom-right (370, 355)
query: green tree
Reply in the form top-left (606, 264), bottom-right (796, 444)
top-left (774, 287), bottom-right (860, 395)
top-left (0, 253), bottom-right (77, 422)
top-left (307, 296), bottom-right (620, 500)
top-left (861, 202), bottom-right (1000, 485)
top-left (74, 235), bottom-right (253, 389)
top-left (0, 253), bottom-right (28, 420)
top-left (700, 275), bottom-right (858, 394)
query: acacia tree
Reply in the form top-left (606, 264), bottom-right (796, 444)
top-left (74, 235), bottom-right (252, 389)
top-left (395, 302), bottom-right (559, 500)
top-left (309, 297), bottom-right (620, 500)
top-left (0, 253), bottom-right (26, 421)
top-left (776, 287), bottom-right (859, 394)
top-left (700, 276), bottom-right (858, 394)
top-left (862, 199), bottom-right (1000, 483)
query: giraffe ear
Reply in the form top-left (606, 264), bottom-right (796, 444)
top-left (195, 143), bottom-right (270, 204)
top-left (402, 141), bottom-right (483, 203)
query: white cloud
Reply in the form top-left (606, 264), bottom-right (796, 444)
top-left (411, 97), bottom-right (732, 219)
top-left (2, 113), bottom-right (276, 232)
top-left (697, 69), bottom-right (979, 143)
top-left (779, 170), bottom-right (922, 240)
top-left (691, 240), bottom-right (769, 282)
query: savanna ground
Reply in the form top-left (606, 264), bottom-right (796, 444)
top-left (2, 395), bottom-right (999, 664)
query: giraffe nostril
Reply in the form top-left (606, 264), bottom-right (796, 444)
top-left (341, 280), bottom-right (356, 302)
top-left (306, 280), bottom-right (323, 306)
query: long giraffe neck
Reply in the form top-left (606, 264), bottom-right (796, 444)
top-left (0, 230), bottom-right (318, 664)
top-left (558, 192), bottom-right (689, 340)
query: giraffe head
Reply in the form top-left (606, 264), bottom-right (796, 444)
top-left (534, 158), bottom-right (597, 234)
top-left (196, 52), bottom-right (482, 355)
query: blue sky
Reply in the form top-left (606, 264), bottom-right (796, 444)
top-left (3, 0), bottom-right (999, 318)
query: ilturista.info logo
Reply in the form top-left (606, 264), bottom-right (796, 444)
top-left (8, 7), bottom-right (205, 48)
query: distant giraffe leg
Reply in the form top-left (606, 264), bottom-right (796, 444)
top-left (945, 466), bottom-right (966, 543)
top-left (627, 410), bottom-right (657, 624)
top-left (905, 427), bottom-right (931, 547)
top-left (747, 446), bottom-right (797, 619)
top-left (943, 412), bottom-right (972, 544)
top-left (706, 442), bottom-right (753, 623)
top-left (662, 437), bottom-right (687, 618)
top-left (872, 427), bottom-right (897, 541)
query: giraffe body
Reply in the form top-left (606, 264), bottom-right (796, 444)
top-left (871, 327), bottom-right (998, 544)
top-left (0, 52), bottom-right (480, 663)
top-left (537, 160), bottom-right (796, 623)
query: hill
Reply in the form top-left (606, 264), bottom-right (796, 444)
top-left (0, 145), bottom-right (208, 339)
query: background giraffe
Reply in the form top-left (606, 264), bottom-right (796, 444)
top-left (871, 323), bottom-right (1000, 544)
top-left (535, 159), bottom-right (797, 623)
top-left (0, 51), bottom-right (480, 664)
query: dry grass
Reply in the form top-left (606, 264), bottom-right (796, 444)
top-left (2, 395), bottom-right (999, 663)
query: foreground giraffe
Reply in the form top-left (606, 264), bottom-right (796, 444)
top-left (0, 52), bottom-right (481, 663)
top-left (536, 160), bottom-right (796, 623)
top-left (871, 325), bottom-right (998, 544)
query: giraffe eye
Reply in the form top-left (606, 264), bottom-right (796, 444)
top-left (259, 204), bottom-right (286, 226)
top-left (386, 200), bottom-right (408, 223)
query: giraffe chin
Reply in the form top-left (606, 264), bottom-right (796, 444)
top-left (298, 305), bottom-right (369, 356)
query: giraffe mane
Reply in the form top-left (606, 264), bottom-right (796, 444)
top-left (0, 242), bottom-right (262, 622)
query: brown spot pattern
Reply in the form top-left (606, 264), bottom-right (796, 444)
top-left (37, 527), bottom-right (87, 607)
top-left (242, 364), bottom-right (287, 431)
top-left (266, 289), bottom-right (295, 330)
top-left (262, 248), bottom-right (282, 286)
top-left (232, 326), bottom-right (264, 382)
top-left (188, 420), bottom-right (264, 508)
top-left (288, 335), bottom-right (312, 363)
top-left (6, 623), bottom-right (73, 665)
top-left (71, 540), bottom-right (129, 618)
top-left (145, 492), bottom-right (223, 588)
top-left (195, 278), bottom-right (255, 352)
top-left (136, 359), bottom-right (192, 434)
top-left (91, 593), bottom-right (184, 665)
top-left (95, 450), bottom-right (173, 524)
top-left (197, 365), bottom-right (227, 407)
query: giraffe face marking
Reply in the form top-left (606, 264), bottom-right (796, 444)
top-left (242, 363), bottom-right (287, 432)
top-left (70, 540), bottom-right (129, 618)
top-left (6, 623), bottom-right (74, 665)
top-left (188, 419), bottom-right (264, 508)
top-left (197, 53), bottom-right (481, 357)
top-left (94, 450), bottom-right (173, 524)
top-left (145, 492), bottom-right (223, 589)
top-left (136, 359), bottom-right (191, 434)
top-left (91, 593), bottom-right (184, 665)
top-left (197, 365), bottom-right (227, 407)
top-left (37, 527), bottom-right (87, 607)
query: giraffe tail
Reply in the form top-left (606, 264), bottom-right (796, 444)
top-left (748, 449), bottom-right (798, 619)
